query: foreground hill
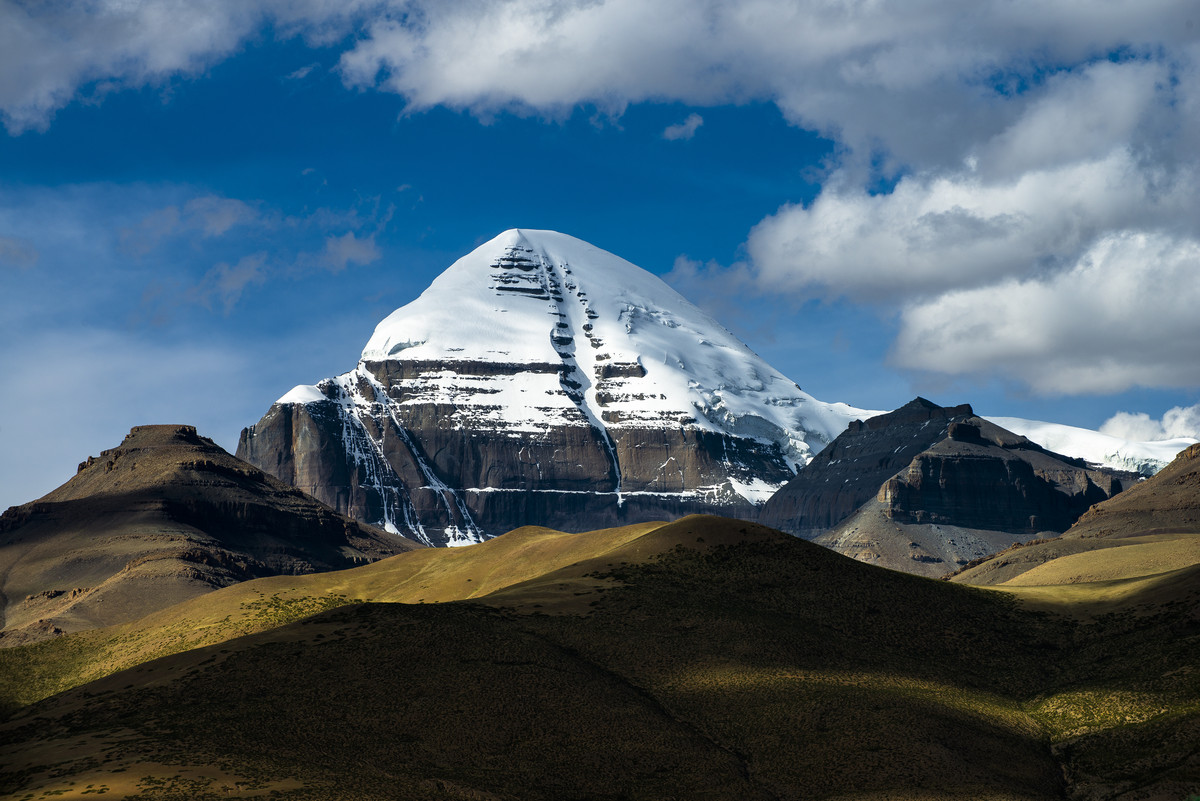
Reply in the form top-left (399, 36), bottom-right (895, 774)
top-left (2, 515), bottom-right (1197, 800)
top-left (952, 442), bottom-right (1200, 586)
top-left (759, 398), bottom-right (1138, 576)
top-left (0, 425), bottom-right (418, 644)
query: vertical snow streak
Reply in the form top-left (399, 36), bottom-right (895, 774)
top-left (349, 366), bottom-right (484, 546)
top-left (539, 250), bottom-right (624, 503)
top-left (384, 403), bottom-right (484, 545)
top-left (331, 374), bottom-right (424, 543)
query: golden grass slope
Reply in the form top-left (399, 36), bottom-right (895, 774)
top-left (0, 519), bottom-right (675, 713)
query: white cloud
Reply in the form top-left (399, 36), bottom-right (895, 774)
top-left (662, 112), bottom-right (703, 141)
top-left (891, 232), bottom-right (1200, 394)
top-left (3, 1), bottom-right (1199, 400)
top-left (1100, 405), bottom-right (1200, 442)
top-left (746, 147), bottom-right (1198, 301)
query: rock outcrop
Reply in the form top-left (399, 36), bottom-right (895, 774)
top-left (0, 425), bottom-right (419, 643)
top-left (758, 398), bottom-right (975, 536)
top-left (238, 229), bottom-right (871, 545)
top-left (758, 399), bottom-right (1140, 577)
top-left (951, 441), bottom-right (1200, 585)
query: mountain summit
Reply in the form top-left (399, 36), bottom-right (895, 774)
top-left (239, 229), bottom-right (873, 545)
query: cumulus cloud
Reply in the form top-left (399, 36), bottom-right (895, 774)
top-left (332, 0), bottom-right (1199, 170)
top-left (1100, 405), bottom-right (1200, 442)
top-left (4, 0), bottom-right (1200, 398)
top-left (746, 148), bottom-right (1197, 301)
top-left (663, 113), bottom-right (703, 141)
top-left (891, 232), bottom-right (1200, 394)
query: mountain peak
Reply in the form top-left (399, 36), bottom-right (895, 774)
top-left (244, 229), bottom-right (877, 545)
top-left (351, 228), bottom-right (874, 469)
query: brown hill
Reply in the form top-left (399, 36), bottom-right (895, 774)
top-left (0, 425), bottom-right (419, 644)
top-left (952, 442), bottom-right (1200, 586)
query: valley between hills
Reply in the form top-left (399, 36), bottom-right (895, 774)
top-left (1, 231), bottom-right (1198, 800)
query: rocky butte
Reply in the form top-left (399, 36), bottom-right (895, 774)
top-left (237, 229), bottom-right (873, 546)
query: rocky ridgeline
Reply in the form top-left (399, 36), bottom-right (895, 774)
top-left (0, 425), bottom-right (417, 643)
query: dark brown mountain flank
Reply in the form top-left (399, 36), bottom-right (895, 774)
top-left (0, 425), bottom-right (418, 644)
top-left (237, 373), bottom-right (782, 547)
top-left (952, 442), bottom-right (1200, 585)
top-left (759, 399), bottom-right (1139, 576)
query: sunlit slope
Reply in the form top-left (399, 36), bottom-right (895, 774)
top-left (1, 517), bottom-right (1069, 801)
top-left (1001, 534), bottom-right (1200, 586)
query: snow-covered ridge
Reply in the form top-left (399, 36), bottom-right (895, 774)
top-left (988, 416), bottom-right (1197, 476)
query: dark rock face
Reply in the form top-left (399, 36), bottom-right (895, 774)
top-left (878, 429), bottom-right (1122, 532)
top-left (759, 398), bottom-right (1139, 556)
top-left (758, 398), bottom-right (975, 536)
top-left (237, 365), bottom-right (785, 546)
top-left (0, 425), bottom-right (419, 643)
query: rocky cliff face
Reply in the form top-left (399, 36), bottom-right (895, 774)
top-left (238, 229), bottom-right (872, 546)
top-left (758, 399), bottom-right (1140, 576)
top-left (758, 398), bottom-right (974, 536)
top-left (0, 425), bottom-right (419, 643)
top-left (949, 442), bottom-right (1200, 585)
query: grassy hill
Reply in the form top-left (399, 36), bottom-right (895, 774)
top-left (1, 515), bottom-right (1198, 800)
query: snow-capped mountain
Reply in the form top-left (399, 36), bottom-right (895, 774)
top-left (238, 229), bottom-right (876, 546)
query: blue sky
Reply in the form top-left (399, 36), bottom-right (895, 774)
top-left (3, 1), bottom-right (1200, 510)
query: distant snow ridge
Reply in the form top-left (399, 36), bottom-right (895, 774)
top-left (242, 229), bottom-right (876, 546)
top-left (989, 417), bottom-right (1197, 476)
